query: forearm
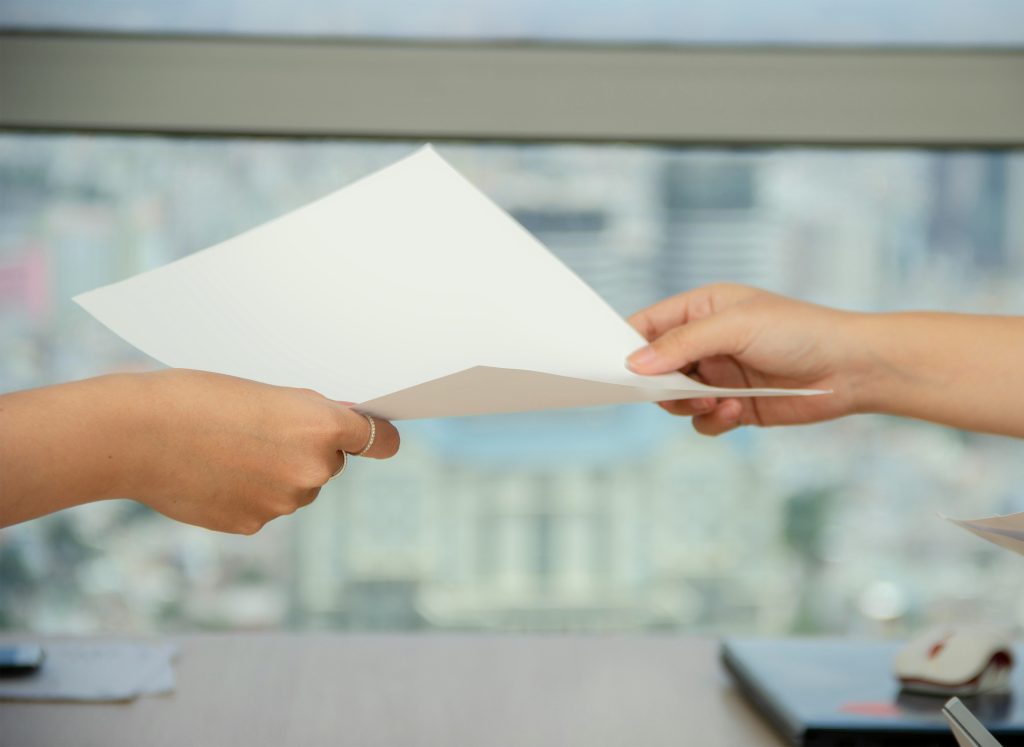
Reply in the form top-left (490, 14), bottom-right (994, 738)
top-left (850, 312), bottom-right (1024, 437)
top-left (0, 374), bottom-right (149, 527)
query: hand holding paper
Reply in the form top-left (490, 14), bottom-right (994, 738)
top-left (0, 369), bottom-right (399, 533)
top-left (76, 146), bottom-right (817, 420)
top-left (627, 283), bottom-right (859, 435)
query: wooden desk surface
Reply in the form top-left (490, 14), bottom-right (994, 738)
top-left (0, 634), bottom-right (784, 747)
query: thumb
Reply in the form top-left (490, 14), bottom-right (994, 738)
top-left (627, 310), bottom-right (751, 375)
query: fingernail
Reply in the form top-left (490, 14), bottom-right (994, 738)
top-left (627, 346), bottom-right (659, 371)
top-left (693, 398), bottom-right (714, 412)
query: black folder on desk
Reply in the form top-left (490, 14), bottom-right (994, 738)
top-left (721, 638), bottom-right (1024, 747)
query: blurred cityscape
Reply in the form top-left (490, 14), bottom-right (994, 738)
top-left (1, 135), bottom-right (1023, 637)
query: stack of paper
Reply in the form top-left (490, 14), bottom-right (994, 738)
top-left (75, 146), bottom-right (819, 420)
top-left (944, 513), bottom-right (1024, 556)
top-left (0, 641), bottom-right (178, 702)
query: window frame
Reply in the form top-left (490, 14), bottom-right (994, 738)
top-left (1, 31), bottom-right (1022, 147)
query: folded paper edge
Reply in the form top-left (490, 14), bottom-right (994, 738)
top-left (357, 364), bottom-right (828, 420)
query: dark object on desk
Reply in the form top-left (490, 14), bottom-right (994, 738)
top-left (0, 645), bottom-right (44, 677)
top-left (722, 638), bottom-right (1024, 747)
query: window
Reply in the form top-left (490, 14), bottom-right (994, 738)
top-left (3, 133), bottom-right (1022, 634)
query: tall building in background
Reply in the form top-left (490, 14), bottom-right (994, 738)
top-left (657, 156), bottom-right (784, 295)
top-left (928, 152), bottom-right (1009, 270)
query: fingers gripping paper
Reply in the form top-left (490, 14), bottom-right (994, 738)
top-left (76, 146), bottom-right (819, 420)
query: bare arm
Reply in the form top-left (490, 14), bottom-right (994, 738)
top-left (0, 370), bottom-right (399, 532)
top-left (626, 283), bottom-right (1024, 438)
top-left (850, 311), bottom-right (1024, 437)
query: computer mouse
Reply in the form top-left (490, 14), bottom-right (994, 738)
top-left (894, 625), bottom-right (1015, 697)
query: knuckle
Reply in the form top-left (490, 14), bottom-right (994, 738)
top-left (276, 493), bottom-right (304, 516)
top-left (315, 409), bottom-right (347, 445)
top-left (296, 403), bottom-right (345, 447)
top-left (330, 405), bottom-right (351, 430)
top-left (330, 411), bottom-right (363, 450)
top-left (297, 460), bottom-right (333, 488)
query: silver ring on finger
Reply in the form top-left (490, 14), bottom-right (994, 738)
top-left (330, 450), bottom-right (348, 480)
top-left (356, 414), bottom-right (376, 456)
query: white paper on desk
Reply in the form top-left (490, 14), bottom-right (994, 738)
top-left (75, 146), bottom-right (821, 420)
top-left (944, 512), bottom-right (1024, 556)
top-left (0, 642), bottom-right (178, 702)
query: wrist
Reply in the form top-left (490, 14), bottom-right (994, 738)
top-left (843, 312), bottom-right (936, 418)
top-left (89, 372), bottom-right (163, 500)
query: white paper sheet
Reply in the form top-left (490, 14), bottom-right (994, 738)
top-left (76, 145), bottom-right (822, 420)
top-left (0, 642), bottom-right (178, 702)
top-left (944, 512), bottom-right (1024, 556)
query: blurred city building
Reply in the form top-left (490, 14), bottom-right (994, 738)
top-left (1, 136), bottom-right (1023, 637)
